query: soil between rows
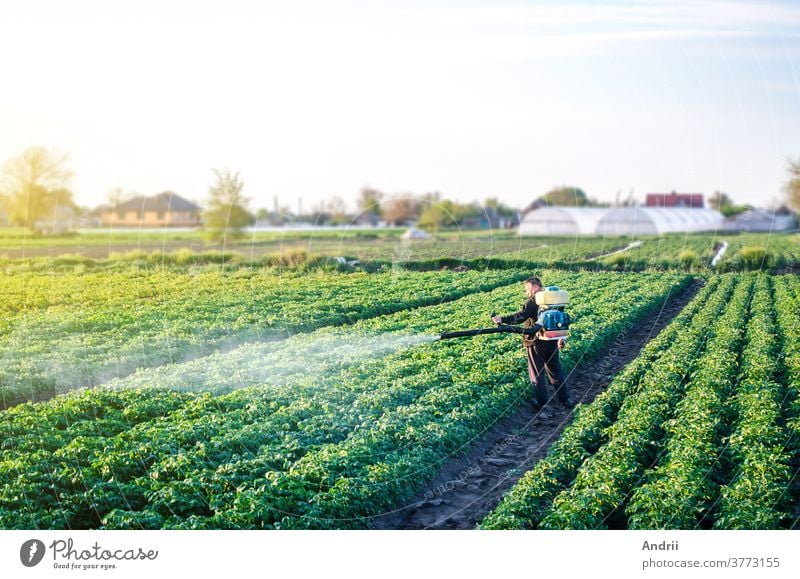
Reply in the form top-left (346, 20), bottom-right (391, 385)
top-left (370, 277), bottom-right (704, 530)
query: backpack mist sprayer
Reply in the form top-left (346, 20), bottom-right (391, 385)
top-left (438, 286), bottom-right (572, 341)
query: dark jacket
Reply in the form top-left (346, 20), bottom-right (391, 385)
top-left (500, 298), bottom-right (541, 348)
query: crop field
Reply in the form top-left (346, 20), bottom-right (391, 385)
top-left (0, 230), bottom-right (798, 531)
top-left (0, 228), bottom-right (626, 263)
top-left (481, 273), bottom-right (800, 529)
top-left (1, 268), bottom-right (531, 407)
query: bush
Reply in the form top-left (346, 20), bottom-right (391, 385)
top-left (51, 254), bottom-right (97, 267)
top-left (603, 253), bottom-right (629, 270)
top-left (719, 246), bottom-right (786, 272)
top-left (258, 249), bottom-right (315, 268)
top-left (739, 246), bottom-right (769, 269)
top-left (677, 249), bottom-right (700, 269)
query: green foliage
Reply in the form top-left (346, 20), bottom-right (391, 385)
top-left (599, 235), bottom-right (717, 271)
top-left (708, 191), bottom-right (750, 217)
top-left (0, 269), bottom-right (529, 407)
top-left (201, 168), bottom-right (253, 245)
top-left (535, 277), bottom-right (736, 529)
top-left (625, 276), bottom-right (753, 529)
top-left (677, 249), bottom-right (700, 269)
top-left (540, 186), bottom-right (590, 207)
top-left (739, 246), bottom-right (771, 268)
top-left (718, 245), bottom-right (787, 272)
top-left (356, 187), bottom-right (383, 216)
top-left (714, 276), bottom-right (792, 529)
top-left (482, 276), bottom-right (736, 528)
top-left (0, 271), bottom-right (688, 529)
top-left (1, 146), bottom-right (74, 231)
top-left (483, 273), bottom-right (799, 530)
top-left (716, 234), bottom-right (799, 271)
top-left (417, 199), bottom-right (481, 231)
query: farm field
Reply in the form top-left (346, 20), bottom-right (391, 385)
top-left (1, 229), bottom-right (796, 272)
top-left (0, 231), bottom-right (798, 531)
top-left (0, 269), bottom-right (689, 529)
top-left (0, 228), bottom-right (625, 263)
top-left (0, 268), bottom-right (529, 407)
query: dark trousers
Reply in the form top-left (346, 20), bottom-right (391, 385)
top-left (525, 340), bottom-right (569, 406)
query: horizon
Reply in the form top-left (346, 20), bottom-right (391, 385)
top-left (1, 0), bottom-right (798, 212)
top-left (51, 189), bottom-right (790, 215)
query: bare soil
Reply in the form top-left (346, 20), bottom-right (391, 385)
top-left (370, 277), bottom-right (704, 529)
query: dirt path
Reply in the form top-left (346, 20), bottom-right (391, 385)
top-left (370, 278), bottom-right (704, 530)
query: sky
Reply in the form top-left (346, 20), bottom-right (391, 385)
top-left (1, 0), bottom-right (799, 212)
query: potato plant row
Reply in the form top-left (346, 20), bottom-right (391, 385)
top-left (484, 273), bottom-right (799, 529)
top-left (481, 274), bottom-right (735, 528)
top-left (773, 276), bottom-right (800, 529)
top-left (535, 275), bottom-right (742, 529)
top-left (714, 275), bottom-right (792, 528)
top-left (624, 275), bottom-right (754, 528)
top-left (0, 268), bottom-right (529, 407)
top-left (0, 271), bottom-right (690, 528)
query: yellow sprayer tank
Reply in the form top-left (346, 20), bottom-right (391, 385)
top-left (534, 286), bottom-right (569, 307)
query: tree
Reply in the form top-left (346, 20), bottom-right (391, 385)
top-left (709, 190), bottom-right (748, 217)
top-left (784, 156), bottom-right (800, 212)
top-left (484, 196), bottom-right (517, 217)
top-left (1, 146), bottom-right (73, 231)
top-left (0, 192), bottom-right (11, 224)
top-left (357, 187), bottom-right (383, 216)
top-left (539, 186), bottom-right (590, 207)
top-left (709, 190), bottom-right (732, 212)
top-left (418, 200), bottom-right (455, 231)
top-left (202, 168), bottom-right (253, 245)
top-left (418, 198), bottom-right (485, 231)
top-left (326, 196), bottom-right (349, 225)
top-left (382, 195), bottom-right (421, 226)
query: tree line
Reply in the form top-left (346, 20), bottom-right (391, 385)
top-left (3, 146), bottom-right (800, 241)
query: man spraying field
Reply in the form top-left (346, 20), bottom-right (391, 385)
top-left (492, 276), bottom-right (574, 411)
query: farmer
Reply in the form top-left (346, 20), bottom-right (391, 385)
top-left (491, 276), bottom-right (574, 411)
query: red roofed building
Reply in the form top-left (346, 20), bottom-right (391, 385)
top-left (645, 192), bottom-right (704, 208)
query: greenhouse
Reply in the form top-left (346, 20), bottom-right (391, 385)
top-left (721, 208), bottom-right (797, 232)
top-left (517, 207), bottom-right (609, 236)
top-left (595, 207), bottom-right (724, 235)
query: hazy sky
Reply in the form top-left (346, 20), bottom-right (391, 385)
top-left (1, 0), bottom-right (799, 211)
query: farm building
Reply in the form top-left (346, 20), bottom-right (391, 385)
top-left (96, 192), bottom-right (202, 227)
top-left (596, 207), bottom-right (724, 235)
top-left (722, 207), bottom-right (797, 232)
top-left (645, 192), bottom-right (704, 208)
top-left (517, 207), bottom-right (608, 236)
